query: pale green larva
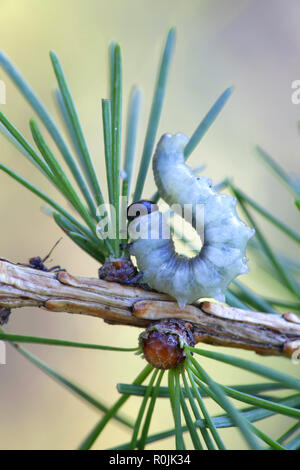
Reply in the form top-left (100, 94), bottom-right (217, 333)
top-left (128, 133), bottom-right (255, 308)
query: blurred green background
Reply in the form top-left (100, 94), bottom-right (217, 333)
top-left (0, 0), bottom-right (299, 449)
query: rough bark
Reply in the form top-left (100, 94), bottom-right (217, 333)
top-left (0, 257), bottom-right (300, 357)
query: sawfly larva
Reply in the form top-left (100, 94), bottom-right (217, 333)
top-left (128, 133), bottom-right (255, 308)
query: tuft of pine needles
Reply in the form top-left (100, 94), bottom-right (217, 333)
top-left (0, 28), bottom-right (299, 450)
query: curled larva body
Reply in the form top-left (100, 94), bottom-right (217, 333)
top-left (128, 133), bottom-right (255, 308)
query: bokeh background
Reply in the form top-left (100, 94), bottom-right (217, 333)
top-left (0, 0), bottom-right (299, 450)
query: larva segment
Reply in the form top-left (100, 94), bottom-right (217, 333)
top-left (128, 133), bottom-right (255, 307)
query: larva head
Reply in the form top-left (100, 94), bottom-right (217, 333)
top-left (139, 319), bottom-right (195, 370)
top-left (127, 200), bottom-right (159, 222)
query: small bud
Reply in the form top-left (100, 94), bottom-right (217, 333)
top-left (98, 257), bottom-right (138, 283)
top-left (139, 319), bottom-right (195, 369)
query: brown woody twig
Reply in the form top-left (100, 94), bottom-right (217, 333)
top-left (0, 257), bottom-right (300, 357)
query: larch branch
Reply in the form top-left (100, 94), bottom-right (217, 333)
top-left (0, 257), bottom-right (300, 357)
